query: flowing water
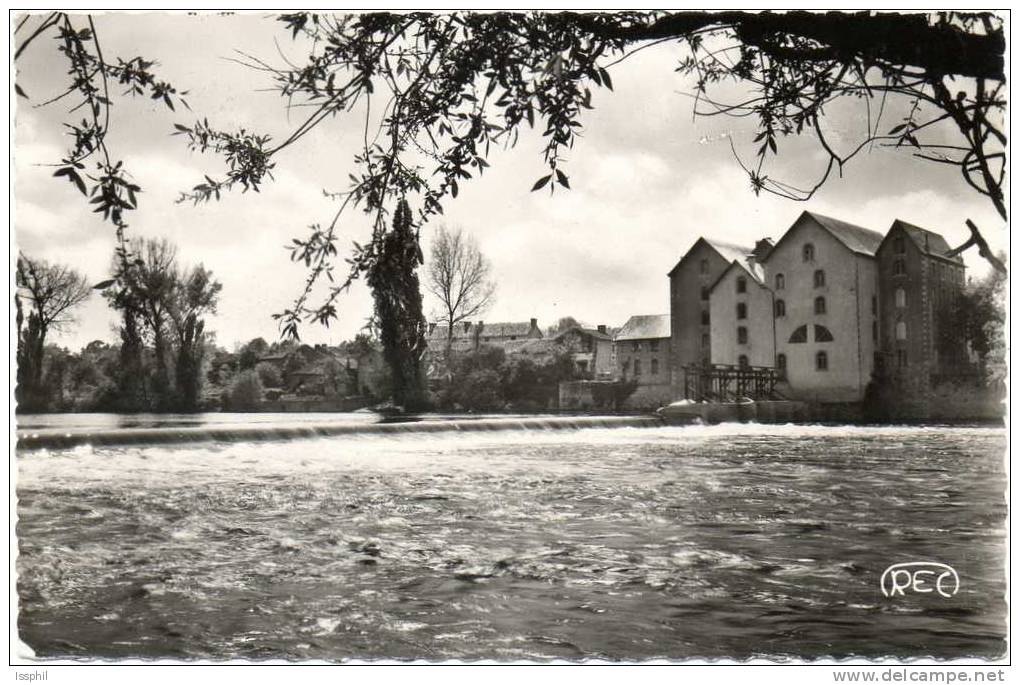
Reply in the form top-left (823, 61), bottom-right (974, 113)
top-left (15, 419), bottom-right (1007, 661)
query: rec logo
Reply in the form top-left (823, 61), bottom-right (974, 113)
top-left (880, 562), bottom-right (959, 598)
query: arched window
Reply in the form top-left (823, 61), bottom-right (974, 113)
top-left (700, 258), bottom-right (709, 274)
top-left (895, 288), bottom-right (906, 307)
top-left (736, 302), bottom-right (747, 319)
top-left (737, 326), bottom-right (748, 344)
top-left (775, 273), bottom-right (785, 290)
top-left (651, 358), bottom-right (659, 375)
top-left (814, 325), bottom-right (834, 342)
top-left (634, 359), bottom-right (642, 376)
top-left (776, 353), bottom-right (787, 370)
top-left (736, 276), bottom-right (747, 294)
top-left (789, 325), bottom-right (808, 343)
top-left (895, 321), bottom-right (907, 340)
top-left (814, 296), bottom-right (827, 315)
top-left (701, 309), bottom-right (710, 325)
top-left (813, 269), bottom-right (826, 287)
top-left (700, 286), bottom-right (709, 301)
top-left (775, 299), bottom-right (786, 317)
top-left (816, 350), bottom-right (829, 371)
top-left (803, 243), bottom-right (815, 261)
top-left (738, 355), bottom-right (749, 368)
top-left (893, 259), bottom-right (906, 275)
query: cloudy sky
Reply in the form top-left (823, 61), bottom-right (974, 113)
top-left (13, 12), bottom-right (1007, 352)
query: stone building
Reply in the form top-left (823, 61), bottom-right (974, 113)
top-left (427, 318), bottom-right (543, 353)
top-left (614, 314), bottom-right (672, 408)
top-left (761, 211), bottom-right (882, 403)
top-left (552, 325), bottom-right (614, 378)
top-left (667, 238), bottom-right (753, 397)
top-left (709, 256), bottom-right (775, 369)
top-left (874, 219), bottom-right (967, 413)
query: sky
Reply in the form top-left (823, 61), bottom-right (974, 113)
top-left (12, 12), bottom-right (1008, 352)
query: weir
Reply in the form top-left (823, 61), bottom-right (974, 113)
top-left (15, 414), bottom-right (665, 451)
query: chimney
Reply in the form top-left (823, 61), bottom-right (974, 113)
top-left (751, 238), bottom-right (774, 263)
top-left (463, 321), bottom-right (472, 334)
top-left (597, 324), bottom-right (607, 334)
top-left (530, 317), bottom-right (538, 329)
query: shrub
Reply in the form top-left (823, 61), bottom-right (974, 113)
top-left (228, 370), bottom-right (263, 411)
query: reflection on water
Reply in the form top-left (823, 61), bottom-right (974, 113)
top-left (16, 423), bottom-right (1007, 660)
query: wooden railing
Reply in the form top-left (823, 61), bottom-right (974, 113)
top-left (682, 363), bottom-right (779, 402)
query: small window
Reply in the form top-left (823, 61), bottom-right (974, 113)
top-left (775, 273), bottom-right (785, 290)
top-left (738, 355), bottom-right (749, 369)
top-left (814, 325), bottom-right (834, 342)
top-left (650, 339), bottom-right (659, 352)
top-left (895, 321), bottom-right (907, 341)
top-left (737, 326), bottom-right (748, 344)
top-left (736, 277), bottom-right (747, 294)
top-left (893, 259), bottom-right (906, 276)
top-left (775, 299), bottom-right (786, 317)
top-left (634, 341), bottom-right (641, 352)
top-left (700, 258), bottom-right (709, 274)
top-left (814, 296), bottom-right (827, 315)
top-left (871, 295), bottom-right (877, 315)
top-left (789, 325), bottom-right (808, 344)
top-left (634, 359), bottom-right (642, 376)
top-left (895, 288), bottom-right (906, 308)
top-left (897, 349), bottom-right (908, 367)
top-left (813, 269), bottom-right (826, 288)
top-left (776, 353), bottom-right (787, 370)
top-left (803, 243), bottom-right (815, 262)
top-left (894, 236), bottom-right (906, 254)
top-left (701, 310), bottom-right (710, 325)
top-left (701, 333), bottom-right (710, 348)
top-left (737, 302), bottom-right (747, 320)
top-left (872, 320), bottom-right (878, 342)
top-left (816, 350), bottom-right (828, 371)
top-left (700, 286), bottom-right (709, 301)
top-left (651, 358), bottom-right (659, 375)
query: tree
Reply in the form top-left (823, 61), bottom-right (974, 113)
top-left (255, 361), bottom-right (283, 388)
top-left (169, 264), bottom-right (222, 410)
top-left (957, 264), bottom-right (1007, 386)
top-left (15, 254), bottom-right (91, 411)
top-left (366, 199), bottom-right (430, 410)
top-left (426, 225), bottom-right (496, 353)
top-left (238, 337), bottom-right (270, 370)
top-left (228, 369), bottom-right (264, 411)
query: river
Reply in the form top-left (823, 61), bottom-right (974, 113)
top-left (15, 418), bottom-right (1007, 660)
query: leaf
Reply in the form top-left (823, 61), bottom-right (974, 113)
top-left (599, 68), bottom-right (613, 91)
top-left (92, 279), bottom-right (117, 290)
top-left (556, 169), bottom-right (570, 189)
top-left (888, 123), bottom-right (908, 135)
top-left (768, 137), bottom-right (777, 154)
top-left (531, 174), bottom-right (552, 192)
top-left (15, 83), bottom-right (28, 99)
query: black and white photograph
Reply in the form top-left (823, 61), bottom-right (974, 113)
top-left (9, 8), bottom-right (1009, 676)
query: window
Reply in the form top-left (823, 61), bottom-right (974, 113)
top-left (776, 353), bottom-right (787, 370)
top-left (737, 326), bottom-right (748, 344)
top-left (701, 286), bottom-right (709, 301)
top-left (650, 339), bottom-right (660, 352)
top-left (789, 325), bottom-right (808, 343)
top-left (893, 259), bottom-right (906, 275)
top-left (895, 321), bottom-right (907, 341)
top-left (871, 295), bottom-right (877, 315)
top-left (803, 243), bottom-right (815, 261)
top-left (897, 349), bottom-right (908, 367)
top-left (634, 359), bottom-right (642, 376)
top-left (894, 236), bottom-right (906, 254)
top-left (700, 258), bottom-right (709, 274)
top-left (775, 299), bottom-right (786, 317)
top-left (737, 302), bottom-right (747, 319)
top-left (813, 269), bottom-right (826, 287)
top-left (895, 288), bottom-right (906, 308)
top-left (872, 320), bottom-right (878, 342)
top-left (738, 355), bottom-right (749, 369)
top-left (633, 341), bottom-right (641, 351)
top-left (816, 350), bottom-right (829, 371)
top-left (701, 333), bottom-right (710, 348)
top-left (736, 277), bottom-right (747, 294)
top-left (814, 325), bottom-right (834, 342)
top-left (651, 358), bottom-right (659, 375)
top-left (701, 310), bottom-right (710, 325)
top-left (775, 273), bottom-right (785, 290)
top-left (814, 296), bottom-right (827, 315)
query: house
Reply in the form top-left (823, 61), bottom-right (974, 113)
top-left (667, 237), bottom-right (754, 397)
top-left (614, 314), bottom-right (671, 408)
top-left (875, 219), bottom-right (967, 410)
top-left (553, 325), bottom-right (614, 378)
top-left (761, 211), bottom-right (883, 403)
top-left (427, 318), bottom-right (543, 353)
top-left (709, 247), bottom-right (775, 370)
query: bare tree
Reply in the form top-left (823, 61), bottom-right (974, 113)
top-left (15, 254), bottom-right (92, 410)
top-left (426, 225), bottom-right (497, 352)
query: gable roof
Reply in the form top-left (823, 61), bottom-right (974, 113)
top-left (708, 258), bottom-right (766, 293)
top-left (481, 321), bottom-right (539, 338)
top-left (553, 326), bottom-right (612, 342)
top-left (614, 314), bottom-right (670, 341)
top-left (884, 219), bottom-right (964, 264)
top-left (667, 237), bottom-right (753, 276)
top-left (803, 211), bottom-right (883, 256)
